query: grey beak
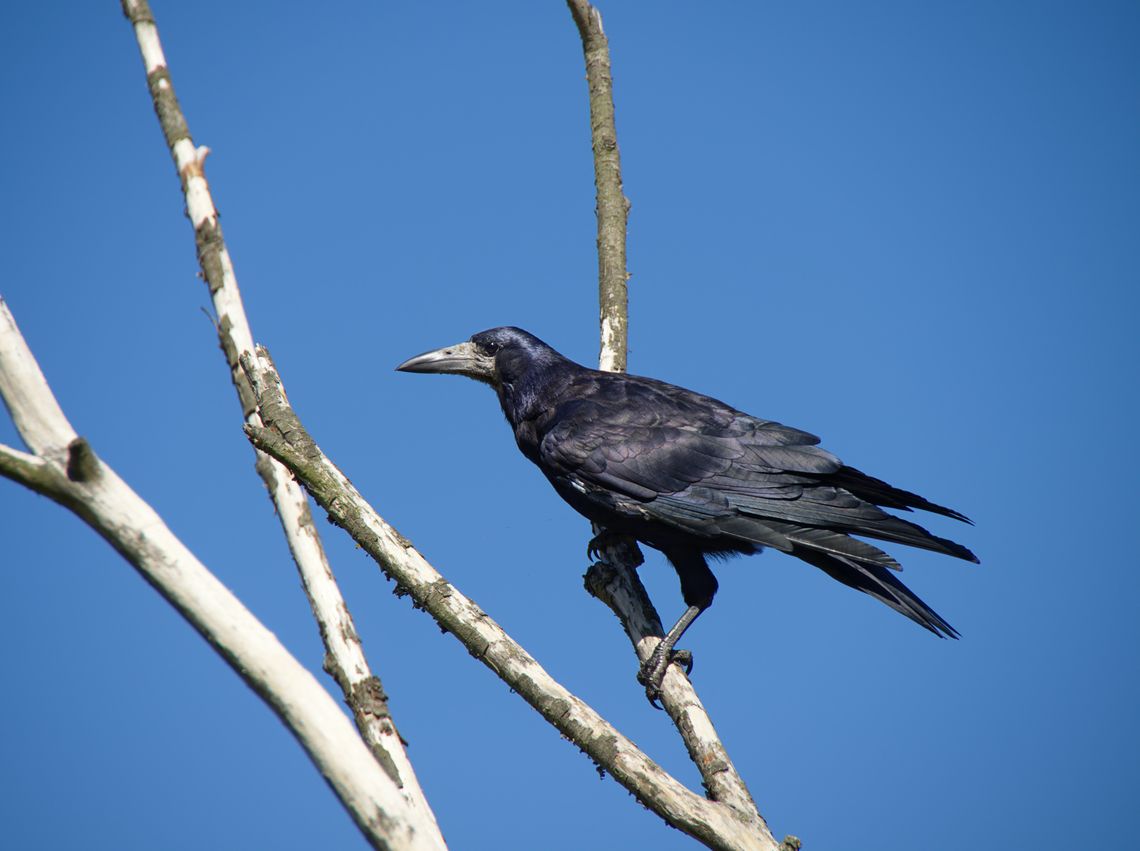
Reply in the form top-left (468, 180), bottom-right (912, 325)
top-left (396, 340), bottom-right (497, 383)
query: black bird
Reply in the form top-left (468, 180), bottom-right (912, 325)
top-left (397, 327), bottom-right (977, 698)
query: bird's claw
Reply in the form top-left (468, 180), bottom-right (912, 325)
top-left (636, 647), bottom-right (694, 708)
top-left (586, 529), bottom-right (644, 566)
top-left (586, 536), bottom-right (605, 562)
top-left (636, 663), bottom-right (666, 708)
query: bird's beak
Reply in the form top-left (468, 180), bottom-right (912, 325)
top-left (395, 340), bottom-right (497, 383)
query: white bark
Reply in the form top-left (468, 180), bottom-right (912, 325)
top-left (598, 312), bottom-right (625, 374)
top-left (0, 299), bottom-right (446, 851)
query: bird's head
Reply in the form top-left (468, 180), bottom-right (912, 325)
top-left (396, 327), bottom-right (559, 388)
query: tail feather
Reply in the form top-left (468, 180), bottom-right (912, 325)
top-left (831, 465), bottom-right (973, 525)
top-left (782, 525), bottom-right (902, 571)
top-left (794, 547), bottom-right (959, 638)
top-left (855, 512), bottom-right (981, 564)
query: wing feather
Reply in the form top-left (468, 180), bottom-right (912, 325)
top-left (536, 372), bottom-right (976, 563)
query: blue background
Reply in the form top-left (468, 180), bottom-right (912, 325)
top-left (2, 2), bottom-right (1137, 849)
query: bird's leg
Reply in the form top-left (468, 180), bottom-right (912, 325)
top-left (638, 603), bottom-right (705, 705)
top-left (638, 548), bottom-right (717, 705)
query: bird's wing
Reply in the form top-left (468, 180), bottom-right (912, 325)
top-left (539, 378), bottom-right (975, 565)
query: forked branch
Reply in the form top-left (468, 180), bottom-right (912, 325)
top-left (240, 346), bottom-right (779, 851)
top-left (0, 299), bottom-right (441, 851)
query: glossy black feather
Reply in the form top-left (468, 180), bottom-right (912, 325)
top-left (414, 327), bottom-right (978, 638)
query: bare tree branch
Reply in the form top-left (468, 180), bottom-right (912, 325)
top-left (0, 299), bottom-right (443, 851)
top-left (239, 346), bottom-right (778, 851)
top-left (568, 3), bottom-right (798, 848)
top-left (567, 0), bottom-right (630, 373)
top-left (117, 0), bottom-right (434, 826)
top-left (585, 562), bottom-right (763, 822)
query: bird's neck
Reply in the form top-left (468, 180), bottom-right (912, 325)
top-left (495, 357), bottom-right (576, 430)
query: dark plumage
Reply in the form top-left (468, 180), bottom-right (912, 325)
top-left (398, 327), bottom-right (977, 698)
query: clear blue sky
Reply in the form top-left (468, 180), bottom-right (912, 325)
top-left (2, 2), bottom-right (1137, 849)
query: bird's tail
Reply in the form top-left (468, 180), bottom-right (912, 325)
top-left (794, 547), bottom-right (959, 638)
top-left (831, 465), bottom-right (973, 524)
top-left (850, 511), bottom-right (980, 565)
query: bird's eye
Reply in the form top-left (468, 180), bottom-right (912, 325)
top-left (483, 341), bottom-right (501, 355)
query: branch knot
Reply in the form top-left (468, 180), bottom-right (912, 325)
top-left (66, 437), bottom-right (99, 482)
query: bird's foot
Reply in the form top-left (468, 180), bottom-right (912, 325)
top-left (587, 529), bottom-right (644, 567)
top-left (636, 646), bottom-right (693, 707)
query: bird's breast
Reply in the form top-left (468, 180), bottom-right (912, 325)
top-left (512, 419), bottom-right (543, 464)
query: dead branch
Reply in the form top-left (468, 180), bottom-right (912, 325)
top-left (117, 0), bottom-right (435, 827)
top-left (0, 298), bottom-right (442, 851)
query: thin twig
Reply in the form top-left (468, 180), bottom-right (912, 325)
top-left (567, 0), bottom-right (630, 373)
top-left (117, 0), bottom-right (435, 827)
